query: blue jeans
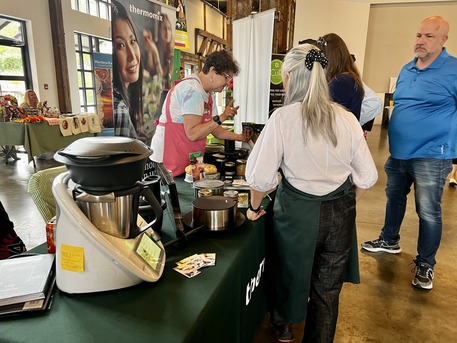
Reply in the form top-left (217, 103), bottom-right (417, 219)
top-left (381, 157), bottom-right (452, 267)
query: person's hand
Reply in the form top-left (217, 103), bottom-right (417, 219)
top-left (239, 129), bottom-right (254, 142)
top-left (246, 208), bottom-right (266, 221)
top-left (222, 99), bottom-right (239, 121)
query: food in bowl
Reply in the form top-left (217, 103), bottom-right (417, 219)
top-left (204, 164), bottom-right (218, 174)
top-left (185, 163), bottom-right (218, 175)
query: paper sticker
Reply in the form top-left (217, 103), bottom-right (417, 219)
top-left (60, 244), bottom-right (85, 272)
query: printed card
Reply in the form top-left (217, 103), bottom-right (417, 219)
top-left (174, 253), bottom-right (217, 278)
top-left (173, 265), bottom-right (201, 279)
top-left (200, 253), bottom-right (216, 267)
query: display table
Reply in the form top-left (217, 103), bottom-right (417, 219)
top-left (0, 122), bottom-right (25, 163)
top-left (0, 122), bottom-right (25, 146)
top-left (0, 177), bottom-right (270, 343)
top-left (0, 122), bottom-right (95, 168)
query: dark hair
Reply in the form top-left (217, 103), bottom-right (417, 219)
top-left (111, 0), bottom-right (143, 128)
top-left (317, 33), bottom-right (364, 97)
top-left (201, 50), bottom-right (240, 75)
top-left (299, 38), bottom-right (317, 45)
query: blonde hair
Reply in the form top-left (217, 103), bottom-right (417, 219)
top-left (21, 89), bottom-right (37, 108)
top-left (281, 44), bottom-right (337, 146)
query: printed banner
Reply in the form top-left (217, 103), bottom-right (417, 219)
top-left (270, 54), bottom-right (285, 115)
top-left (173, 0), bottom-right (190, 51)
top-left (154, 0), bottom-right (189, 50)
top-left (112, 0), bottom-right (176, 146)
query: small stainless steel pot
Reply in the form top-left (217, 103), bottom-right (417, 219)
top-left (73, 180), bottom-right (163, 238)
top-left (192, 196), bottom-right (237, 231)
top-left (193, 179), bottom-right (224, 198)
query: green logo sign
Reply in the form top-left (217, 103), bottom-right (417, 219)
top-left (270, 59), bottom-right (283, 85)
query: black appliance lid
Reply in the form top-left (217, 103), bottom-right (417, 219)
top-left (56, 136), bottom-right (152, 157)
top-left (54, 136), bottom-right (152, 166)
top-left (56, 136), bottom-right (151, 158)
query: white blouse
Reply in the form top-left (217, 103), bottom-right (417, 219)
top-left (246, 102), bottom-right (378, 196)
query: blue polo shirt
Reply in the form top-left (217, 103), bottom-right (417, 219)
top-left (389, 48), bottom-right (457, 159)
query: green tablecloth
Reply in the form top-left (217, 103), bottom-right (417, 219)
top-left (0, 122), bottom-right (25, 146)
top-left (0, 122), bottom-right (94, 164)
top-left (0, 178), bottom-right (269, 343)
top-left (24, 122), bottom-right (94, 162)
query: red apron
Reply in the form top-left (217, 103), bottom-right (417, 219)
top-left (160, 78), bottom-right (212, 176)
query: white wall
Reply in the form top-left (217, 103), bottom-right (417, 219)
top-left (184, 0), bottom-right (228, 56)
top-left (294, 0), bottom-right (371, 75)
top-left (364, 2), bottom-right (457, 92)
top-left (2, 0), bottom-right (55, 105)
top-left (294, 0), bottom-right (457, 92)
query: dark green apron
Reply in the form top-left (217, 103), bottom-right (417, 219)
top-left (270, 176), bottom-right (360, 323)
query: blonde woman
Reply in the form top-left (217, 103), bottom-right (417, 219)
top-left (20, 89), bottom-right (39, 109)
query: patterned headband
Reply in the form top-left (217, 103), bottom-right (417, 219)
top-left (305, 49), bottom-right (329, 70)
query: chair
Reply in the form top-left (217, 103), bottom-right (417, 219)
top-left (27, 166), bottom-right (67, 223)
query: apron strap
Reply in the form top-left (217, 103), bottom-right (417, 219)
top-left (279, 168), bottom-right (354, 201)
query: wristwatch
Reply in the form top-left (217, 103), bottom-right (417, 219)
top-left (213, 115), bottom-right (222, 125)
top-left (249, 202), bottom-right (261, 213)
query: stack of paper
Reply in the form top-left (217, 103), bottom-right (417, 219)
top-left (0, 254), bottom-right (56, 316)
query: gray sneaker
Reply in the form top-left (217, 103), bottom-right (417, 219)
top-left (412, 261), bottom-right (434, 290)
top-left (361, 237), bottom-right (401, 254)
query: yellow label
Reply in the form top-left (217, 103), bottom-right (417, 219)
top-left (60, 244), bottom-right (85, 272)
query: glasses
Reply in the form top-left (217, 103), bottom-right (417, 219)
top-left (221, 72), bottom-right (233, 82)
top-left (316, 37), bottom-right (328, 46)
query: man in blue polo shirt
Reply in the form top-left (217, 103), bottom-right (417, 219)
top-left (362, 16), bottom-right (457, 291)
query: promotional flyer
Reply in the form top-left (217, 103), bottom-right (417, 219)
top-left (269, 54), bottom-right (285, 115)
top-left (93, 52), bottom-right (113, 134)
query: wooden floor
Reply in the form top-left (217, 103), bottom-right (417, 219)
top-left (1, 124), bottom-right (456, 343)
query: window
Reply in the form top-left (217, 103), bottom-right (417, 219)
top-left (202, 1), bottom-right (228, 16)
top-left (71, 0), bottom-right (111, 20)
top-left (74, 32), bottom-right (111, 113)
top-left (0, 16), bottom-right (31, 100)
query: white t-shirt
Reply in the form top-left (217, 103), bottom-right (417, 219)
top-left (150, 74), bottom-right (218, 163)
